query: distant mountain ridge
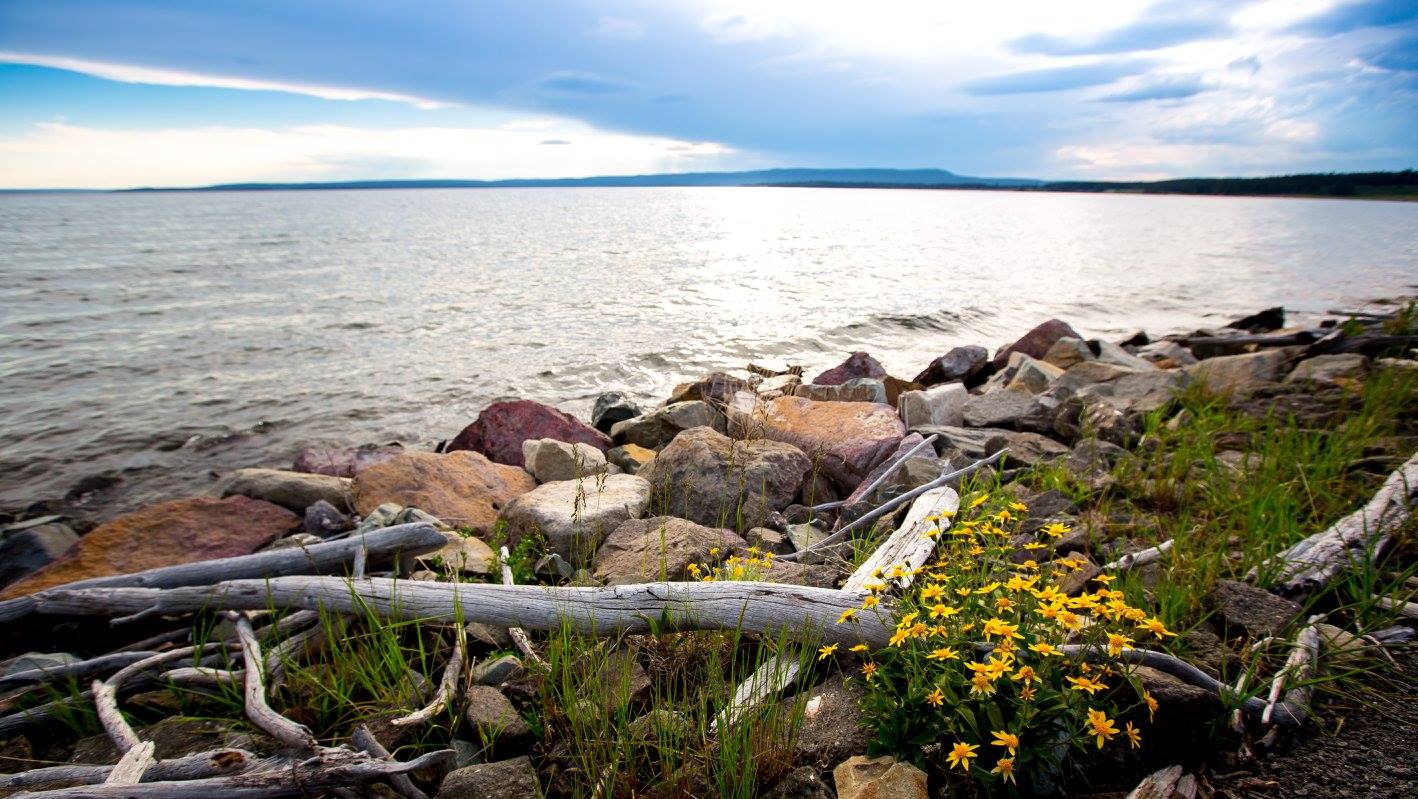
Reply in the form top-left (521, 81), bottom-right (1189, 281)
top-left (124, 168), bottom-right (1044, 192)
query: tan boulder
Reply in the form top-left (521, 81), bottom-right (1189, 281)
top-left (0, 496), bottom-right (297, 598)
top-left (353, 451), bottom-right (536, 534)
top-left (730, 395), bottom-right (905, 493)
top-left (833, 755), bottom-right (928, 799)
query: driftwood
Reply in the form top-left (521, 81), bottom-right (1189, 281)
top-left (811, 434), bottom-right (940, 512)
top-left (8, 749), bottom-right (455, 799)
top-left (1262, 619), bottom-right (1321, 725)
top-left (1375, 596), bottom-right (1418, 619)
top-left (0, 652), bottom-right (161, 691)
top-left (1182, 331), bottom-right (1318, 348)
top-left (1256, 453), bottom-right (1418, 597)
top-left (1126, 765), bottom-right (1197, 799)
top-left (390, 629), bottom-right (463, 727)
top-left (1102, 540), bottom-right (1174, 571)
top-left (233, 614), bottom-right (319, 751)
top-left (499, 546), bottom-right (548, 668)
top-left (0, 750), bottom-right (256, 789)
top-left (104, 742), bottom-right (155, 786)
top-left (351, 726), bottom-right (429, 799)
top-left (0, 522), bottom-right (446, 624)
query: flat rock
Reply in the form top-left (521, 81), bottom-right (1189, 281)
top-left (435, 756), bottom-right (539, 799)
top-left (911, 425), bottom-right (1011, 459)
top-left (834, 755), bottom-right (928, 799)
top-left (448, 399), bottom-right (610, 467)
top-left (610, 400), bottom-right (725, 449)
top-left (1043, 337), bottom-right (1094, 369)
top-left (984, 431), bottom-right (1069, 467)
top-left (1285, 354), bottom-right (1368, 385)
top-left (0, 523), bottom-right (79, 588)
top-left (639, 426), bottom-right (810, 530)
top-left (522, 438), bottom-right (608, 483)
top-left (795, 378), bottom-right (888, 404)
top-left (0, 496), bottom-right (297, 599)
top-left (1057, 361), bottom-right (1185, 414)
top-left (1207, 579), bottom-right (1301, 638)
top-left (606, 443), bottom-right (656, 474)
top-left (666, 371), bottom-right (754, 406)
top-left (913, 345), bottom-right (989, 386)
top-left (353, 451), bottom-right (536, 535)
top-left (591, 391), bottom-right (641, 434)
top-left (731, 395), bottom-right (905, 493)
top-left (1186, 349), bottom-right (1299, 396)
top-left (1006, 353), bottom-right (1065, 394)
top-left (813, 351), bottom-right (887, 385)
top-left (291, 444), bottom-right (403, 478)
top-left (473, 655), bottom-right (524, 686)
top-left (994, 318), bottom-right (1082, 368)
top-left (593, 516), bottom-right (746, 584)
top-left (500, 474), bottom-right (652, 562)
top-left (896, 383), bottom-right (967, 428)
top-left (215, 468), bottom-right (353, 513)
top-left (962, 389), bottom-right (1038, 428)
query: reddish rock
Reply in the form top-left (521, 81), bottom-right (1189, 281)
top-left (0, 497), bottom-right (297, 599)
top-left (992, 319), bottom-right (1082, 368)
top-left (292, 445), bottom-right (403, 478)
top-left (447, 400), bottom-right (610, 467)
top-left (353, 451), bottom-right (536, 534)
top-left (731, 396), bottom-right (905, 493)
top-left (813, 352), bottom-right (887, 386)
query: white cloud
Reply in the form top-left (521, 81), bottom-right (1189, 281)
top-left (0, 51), bottom-right (452, 109)
top-left (590, 17), bottom-right (647, 40)
top-left (0, 121), bottom-right (739, 189)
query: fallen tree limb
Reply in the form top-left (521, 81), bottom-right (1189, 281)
top-left (390, 629), bottom-right (463, 728)
top-left (1126, 765), bottom-right (1196, 799)
top-left (1254, 453), bottom-right (1418, 597)
top-left (351, 725), bottom-right (429, 799)
top-left (500, 546), bottom-right (548, 669)
top-left (1263, 619), bottom-right (1321, 726)
top-left (0, 652), bottom-right (161, 691)
top-left (0, 522), bottom-right (446, 624)
top-left (8, 749), bottom-right (455, 799)
top-left (0, 750), bottom-right (256, 789)
top-left (1102, 540), bottom-right (1174, 572)
top-left (233, 614), bottom-right (319, 751)
top-left (104, 742), bottom-right (154, 786)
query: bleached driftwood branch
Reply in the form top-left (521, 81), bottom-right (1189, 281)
top-left (0, 522), bottom-right (445, 623)
top-left (1256, 453), bottom-right (1418, 597)
top-left (500, 546), bottom-right (548, 668)
top-left (0, 750), bottom-right (256, 790)
top-left (0, 652), bottom-right (160, 691)
top-left (1262, 619), bottom-right (1321, 726)
top-left (104, 742), bottom-right (155, 786)
top-left (351, 726), bottom-right (429, 799)
top-left (1126, 765), bottom-right (1197, 799)
top-left (390, 629), bottom-right (463, 728)
top-left (1102, 539), bottom-right (1174, 571)
top-left (233, 614), bottom-right (319, 751)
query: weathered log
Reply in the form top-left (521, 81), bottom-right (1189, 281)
top-left (0, 522), bottom-right (446, 623)
top-left (104, 742), bottom-right (155, 786)
top-left (1255, 453), bottom-right (1418, 597)
top-left (8, 749), bottom-right (455, 799)
top-left (0, 750), bottom-right (256, 789)
top-left (1375, 596), bottom-right (1418, 619)
top-left (390, 629), bottom-right (463, 728)
top-left (1310, 333), bottom-right (1418, 356)
top-left (0, 652), bottom-right (160, 691)
top-left (351, 726), bottom-right (429, 799)
top-left (499, 546), bottom-right (548, 668)
top-left (1126, 765), bottom-right (1197, 799)
top-left (1102, 540), bottom-right (1173, 572)
top-left (1182, 331), bottom-right (1318, 348)
top-left (233, 614), bottom-right (319, 751)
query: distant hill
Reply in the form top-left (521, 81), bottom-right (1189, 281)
top-left (1038, 170), bottom-right (1417, 199)
top-left (123, 168), bottom-right (1044, 192)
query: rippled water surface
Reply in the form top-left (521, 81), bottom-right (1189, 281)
top-left (2, 187), bottom-right (1415, 518)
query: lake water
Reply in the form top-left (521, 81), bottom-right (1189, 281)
top-left (2, 187), bottom-right (1415, 519)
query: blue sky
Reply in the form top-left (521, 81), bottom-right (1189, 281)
top-left (0, 0), bottom-right (1414, 188)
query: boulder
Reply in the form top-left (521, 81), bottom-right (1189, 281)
top-left (1091, 340), bottom-right (1159, 372)
top-left (813, 352), bottom-right (887, 385)
top-left (1226, 306), bottom-right (1285, 333)
top-left (880, 375), bottom-right (922, 407)
top-left (638, 427), bottom-right (810, 530)
top-left (910, 425), bottom-right (1012, 459)
top-left (1186, 349), bottom-right (1298, 396)
top-left (757, 373), bottom-right (803, 398)
top-left (913, 345), bottom-right (989, 387)
top-left (783, 675), bottom-right (871, 772)
top-left (448, 399), bottom-right (610, 467)
top-left (303, 500), bottom-right (350, 537)
top-left (591, 391), bottom-right (641, 434)
top-left (1207, 580), bottom-right (1301, 638)
top-left (896, 383), bottom-right (967, 428)
top-left (1285, 354), bottom-right (1368, 385)
top-left (962, 389), bottom-right (1038, 429)
top-left (984, 431), bottom-right (1068, 467)
top-left (1005, 354), bottom-right (1065, 394)
top-left (1136, 340), bottom-right (1198, 367)
top-left (521, 438), bottom-right (608, 483)
top-left (425, 532), bottom-right (496, 575)
top-left (795, 379), bottom-right (888, 404)
top-left (463, 685), bottom-right (531, 744)
top-left (730, 395), bottom-right (905, 493)
top-left (353, 451), bottom-right (536, 535)
top-left (610, 400), bottom-right (726, 449)
top-left (593, 517), bottom-right (746, 584)
top-left (833, 756), bottom-right (928, 799)
top-left (500, 474), bottom-right (652, 562)
top-left (291, 444), bottom-right (403, 478)
top-left (215, 468), bottom-right (353, 513)
top-left (0, 497), bottom-right (296, 599)
top-left (666, 371), bottom-right (754, 407)
top-left (993, 318), bottom-right (1082, 368)
top-left (435, 756), bottom-right (539, 799)
top-left (606, 444), bottom-right (656, 475)
top-left (0, 523), bottom-right (79, 588)
top-left (1057, 360), bottom-right (1187, 414)
top-left (1043, 337), bottom-right (1094, 369)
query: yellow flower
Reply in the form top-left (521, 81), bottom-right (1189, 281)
top-left (837, 608), bottom-right (858, 624)
top-left (991, 756), bottom-right (1017, 784)
top-left (994, 596), bottom-right (1016, 612)
top-left (1086, 708), bottom-right (1119, 748)
top-left (1107, 632), bottom-right (1133, 655)
top-left (991, 730), bottom-right (1020, 756)
top-left (969, 672), bottom-right (996, 697)
top-left (817, 643), bottom-right (838, 660)
top-left (929, 603), bottom-right (960, 620)
top-left (946, 741), bottom-right (978, 771)
top-left (1125, 721), bottom-right (1141, 749)
top-left (919, 584), bottom-right (945, 602)
top-left (1144, 691), bottom-right (1158, 720)
top-left (927, 646), bottom-right (960, 661)
top-left (978, 581), bottom-right (1002, 594)
top-left (861, 662), bottom-right (878, 680)
top-left (849, 643), bottom-right (869, 653)
top-left (921, 528), bottom-right (941, 540)
top-left (861, 595), bottom-right (880, 609)
top-left (709, 547), bottom-right (721, 556)
top-left (1137, 616), bottom-right (1178, 638)
top-left (1067, 675), bottom-right (1107, 695)
top-left (864, 580), bottom-right (887, 594)
top-left (1008, 500), bottom-right (1028, 512)
top-left (925, 687), bottom-right (944, 707)
top-left (955, 586), bottom-right (973, 597)
top-left (1041, 522), bottom-right (1071, 538)
top-left (982, 618), bottom-right (1021, 640)
top-left (968, 493), bottom-right (990, 509)
top-left (1093, 573), bottom-right (1116, 584)
top-left (1011, 665), bottom-right (1040, 684)
top-left (1029, 641), bottom-right (1063, 657)
top-left (1019, 685), bottom-right (1037, 701)
top-left (888, 629), bottom-right (910, 647)
top-left (1023, 541), bottom-right (1046, 550)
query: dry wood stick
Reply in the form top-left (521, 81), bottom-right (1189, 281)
top-left (1102, 540), bottom-right (1173, 571)
top-left (0, 750), bottom-right (256, 789)
top-left (232, 614), bottom-right (319, 751)
top-left (499, 546), bottom-right (548, 668)
top-left (1262, 619), bottom-right (1321, 725)
top-left (390, 630), bottom-right (463, 728)
top-left (0, 652), bottom-right (160, 691)
top-left (351, 725), bottom-right (429, 799)
top-left (103, 742), bottom-right (155, 786)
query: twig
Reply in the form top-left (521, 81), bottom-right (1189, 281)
top-left (500, 546), bottom-right (548, 669)
top-left (233, 613), bottom-right (320, 751)
top-left (1102, 540), bottom-right (1174, 571)
top-left (104, 742), bottom-right (155, 786)
top-left (812, 434), bottom-right (939, 511)
top-left (1262, 618), bottom-right (1321, 725)
top-left (390, 629), bottom-right (463, 727)
top-left (351, 726), bottom-right (429, 799)
top-left (90, 681), bottom-right (140, 753)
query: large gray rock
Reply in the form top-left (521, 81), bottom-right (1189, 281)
top-left (896, 383), bottom-right (967, 428)
top-left (463, 685), bottom-right (531, 744)
top-left (435, 756), bottom-right (539, 799)
top-left (1285, 354), bottom-right (1368, 385)
top-left (302, 500), bottom-right (350, 537)
top-left (594, 516), bottom-right (746, 584)
top-left (1186, 349), bottom-right (1299, 396)
top-left (794, 378), bottom-right (888, 404)
top-left (215, 468), bottom-right (353, 513)
top-left (962, 389), bottom-right (1038, 429)
top-left (911, 425), bottom-right (1013, 459)
top-left (591, 391), bottom-right (641, 434)
top-left (521, 438), bottom-right (608, 483)
top-left (913, 345), bottom-right (989, 386)
top-left (1207, 580), bottom-right (1301, 638)
top-left (1091, 339), bottom-right (1159, 371)
top-left (610, 401), bottom-right (725, 449)
top-left (1005, 353), bottom-right (1065, 394)
top-left (500, 474), bottom-right (652, 562)
top-left (639, 427), bottom-right (809, 530)
top-left (1056, 361), bottom-right (1184, 413)
top-left (0, 523), bottom-right (79, 588)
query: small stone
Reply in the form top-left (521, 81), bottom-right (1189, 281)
top-left (601, 648), bottom-right (651, 707)
top-left (606, 443), bottom-right (656, 474)
top-left (1006, 353), bottom-right (1066, 394)
top-left (785, 675), bottom-right (871, 772)
top-left (472, 655), bottom-right (524, 686)
top-left (833, 755), bottom-right (928, 799)
top-left (426, 532), bottom-right (496, 575)
top-left (267, 533), bottom-right (324, 550)
top-left (1090, 339), bottom-right (1159, 371)
top-left (785, 523), bottom-right (825, 552)
top-left (435, 756), bottom-right (539, 799)
top-left (762, 766), bottom-right (834, 799)
top-left (465, 622), bottom-right (513, 649)
top-left (746, 527), bottom-right (791, 554)
top-left (463, 685), bottom-right (530, 743)
top-left (303, 500), bottom-right (350, 537)
top-left (591, 391), bottom-right (641, 434)
top-left (1136, 340), bottom-right (1198, 367)
top-left (0, 523), bottom-right (79, 588)
top-left (521, 438), bottom-right (609, 483)
top-left (896, 383), bottom-right (968, 428)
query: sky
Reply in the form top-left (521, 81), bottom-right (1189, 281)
top-left (0, 0), bottom-right (1414, 188)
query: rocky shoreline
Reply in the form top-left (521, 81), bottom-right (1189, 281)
top-left (0, 300), bottom-right (1414, 798)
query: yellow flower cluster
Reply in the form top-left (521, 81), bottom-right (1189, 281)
top-left (686, 546), bottom-right (776, 582)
